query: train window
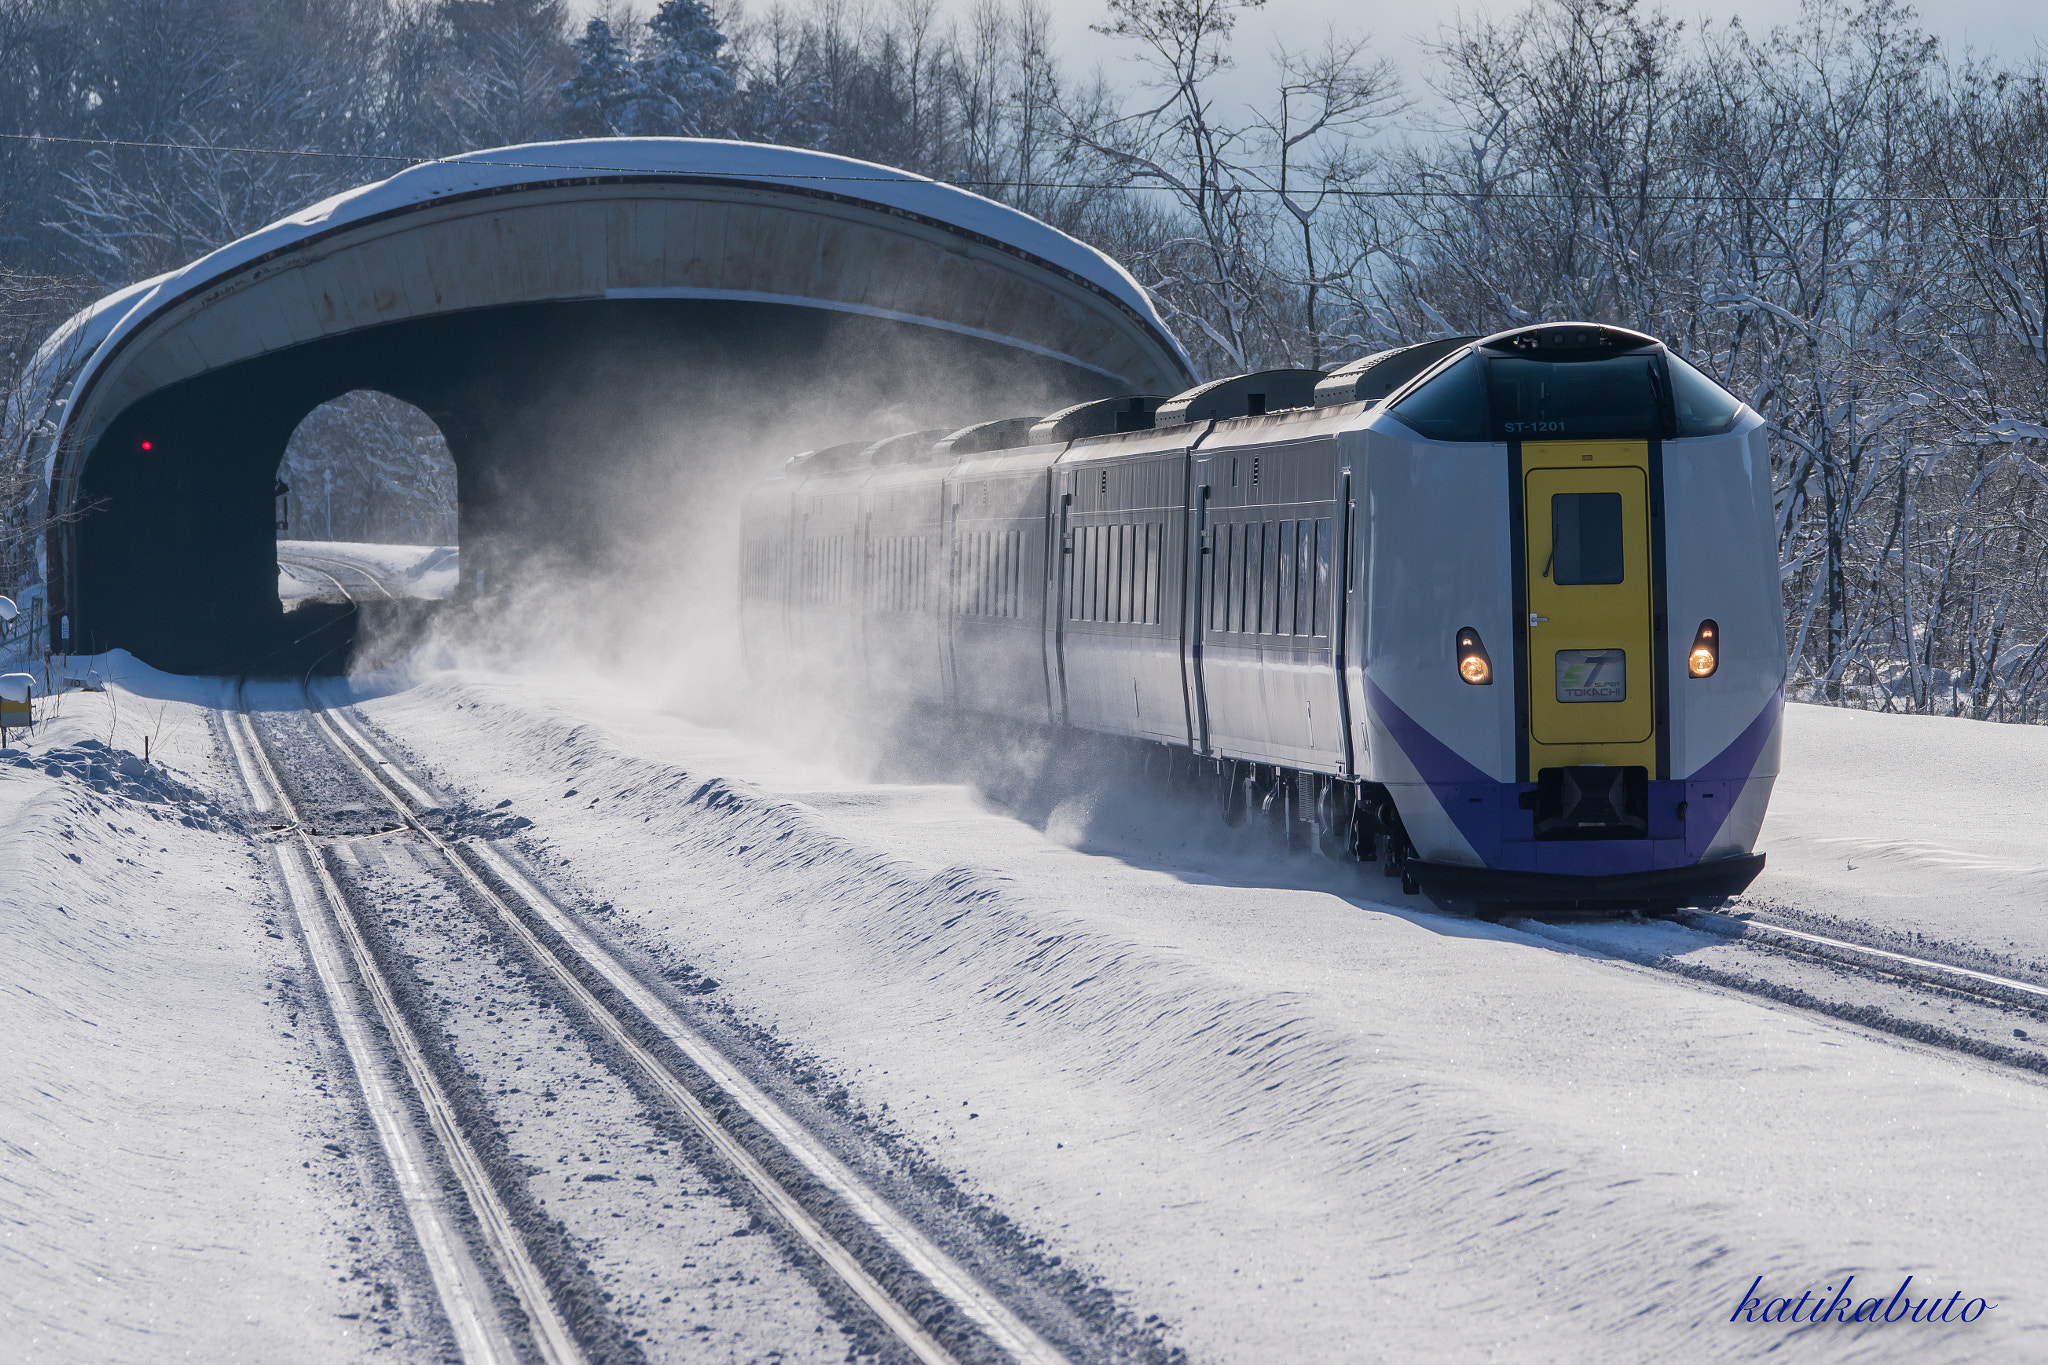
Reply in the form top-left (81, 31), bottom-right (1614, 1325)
top-left (1257, 523), bottom-right (1276, 633)
top-left (1108, 525), bottom-right (1122, 622)
top-left (1073, 527), bottom-right (1088, 619)
top-left (1278, 520), bottom-right (1296, 634)
top-left (1144, 523), bottom-right (1161, 625)
top-left (1385, 352), bottom-right (1489, 441)
top-left (1666, 352), bottom-right (1744, 436)
top-left (1229, 524), bottom-right (1246, 632)
top-left (1489, 356), bottom-right (1661, 439)
top-left (1551, 493), bottom-right (1625, 584)
top-left (1314, 518), bottom-right (1332, 636)
top-left (1094, 529), bottom-right (1105, 621)
top-left (1296, 521), bottom-right (1315, 634)
top-left (1121, 524), bottom-right (1137, 623)
top-left (1083, 526), bottom-right (1097, 620)
top-left (1205, 528), bottom-right (1220, 630)
top-left (1204, 527), bottom-right (1220, 634)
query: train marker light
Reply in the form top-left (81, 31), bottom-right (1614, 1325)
top-left (1688, 620), bottom-right (1720, 678)
top-left (1456, 627), bottom-right (1494, 685)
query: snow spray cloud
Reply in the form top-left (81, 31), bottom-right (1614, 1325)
top-left (341, 313), bottom-right (1338, 882)
top-left (361, 308), bottom-right (1096, 723)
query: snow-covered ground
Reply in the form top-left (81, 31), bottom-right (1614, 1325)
top-left (6, 651), bottom-right (2044, 1363)
top-left (277, 541), bottom-right (458, 602)
top-left (1754, 704), bottom-right (2048, 969)
top-left (0, 666), bottom-right (443, 1361)
top-left (333, 672), bottom-right (2048, 1362)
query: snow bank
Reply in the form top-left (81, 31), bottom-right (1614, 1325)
top-left (1751, 701), bottom-right (2048, 968)
top-left (341, 667), bottom-right (2048, 1363)
top-left (0, 659), bottom-right (439, 1361)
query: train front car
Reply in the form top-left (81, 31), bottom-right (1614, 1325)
top-left (1360, 323), bottom-right (1783, 914)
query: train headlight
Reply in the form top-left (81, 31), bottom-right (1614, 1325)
top-left (1688, 620), bottom-right (1720, 678)
top-left (1456, 627), bottom-right (1493, 685)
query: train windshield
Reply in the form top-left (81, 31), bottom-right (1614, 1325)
top-left (1665, 352), bottom-right (1744, 435)
top-left (1382, 342), bottom-right (1748, 442)
top-left (1383, 351), bottom-right (1490, 441)
top-left (1487, 356), bottom-right (1663, 440)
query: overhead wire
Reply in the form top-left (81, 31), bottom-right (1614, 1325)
top-left (3, 129), bottom-right (2046, 205)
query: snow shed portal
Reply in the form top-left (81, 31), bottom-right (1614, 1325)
top-left (33, 140), bottom-right (1193, 673)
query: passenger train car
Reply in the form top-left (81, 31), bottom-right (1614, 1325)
top-left (739, 324), bottom-right (1784, 913)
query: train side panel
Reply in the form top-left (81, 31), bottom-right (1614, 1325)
top-left (1052, 428), bottom-right (1198, 745)
top-left (1356, 427), bottom-right (1519, 863)
top-left (1192, 410), bottom-right (1355, 773)
top-left (1663, 416), bottom-right (1785, 857)
top-left (788, 466), bottom-right (869, 697)
top-left (944, 445), bottom-right (1063, 724)
top-left (738, 475), bottom-right (796, 688)
top-left (857, 461), bottom-right (953, 702)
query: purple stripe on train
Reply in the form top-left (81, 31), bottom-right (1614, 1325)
top-left (1364, 677), bottom-right (1782, 872)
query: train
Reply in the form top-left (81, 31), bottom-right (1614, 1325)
top-left (738, 323), bottom-right (1785, 914)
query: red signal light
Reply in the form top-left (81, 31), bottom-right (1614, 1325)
top-left (139, 440), bottom-right (153, 452)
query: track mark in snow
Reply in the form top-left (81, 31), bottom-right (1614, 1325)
top-left (309, 696), bottom-right (1075, 1365)
top-left (226, 699), bottom-right (580, 1365)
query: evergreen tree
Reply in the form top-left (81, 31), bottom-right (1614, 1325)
top-left (634, 0), bottom-right (733, 136)
top-left (560, 17), bottom-right (642, 136)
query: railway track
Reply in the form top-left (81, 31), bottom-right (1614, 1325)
top-left (1516, 906), bottom-right (2048, 1079)
top-left (226, 682), bottom-right (1075, 1365)
top-left (278, 551), bottom-right (398, 602)
top-left (222, 684), bottom-right (572, 1365)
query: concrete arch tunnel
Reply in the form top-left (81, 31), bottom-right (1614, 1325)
top-left (30, 139), bottom-right (1193, 672)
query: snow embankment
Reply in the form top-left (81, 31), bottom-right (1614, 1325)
top-left (0, 660), bottom-right (424, 1362)
top-left (1753, 702), bottom-right (2048, 969)
top-left (341, 669), bottom-right (2047, 1364)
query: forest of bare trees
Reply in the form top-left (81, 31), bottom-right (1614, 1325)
top-left (2, 0), bottom-right (2046, 718)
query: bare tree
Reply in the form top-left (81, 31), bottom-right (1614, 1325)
top-left (1065, 0), bottom-right (1274, 373)
top-left (1247, 30), bottom-right (1401, 366)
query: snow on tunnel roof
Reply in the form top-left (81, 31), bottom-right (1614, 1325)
top-left (28, 139), bottom-right (1189, 422)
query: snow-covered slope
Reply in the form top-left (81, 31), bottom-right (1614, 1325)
top-left (323, 671), bottom-right (2048, 1363)
top-left (1753, 703), bottom-right (2048, 967)
top-left (0, 668), bottom-right (440, 1361)
top-left (10, 655), bottom-right (2042, 1362)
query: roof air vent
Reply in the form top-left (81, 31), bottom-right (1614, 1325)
top-left (934, 417), bottom-right (1039, 457)
top-left (1155, 369), bottom-right (1323, 426)
top-left (1314, 338), bottom-right (1477, 408)
top-left (1027, 395), bottom-right (1164, 444)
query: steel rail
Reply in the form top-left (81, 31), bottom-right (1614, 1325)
top-left (281, 559), bottom-right (358, 604)
top-left (1678, 911), bottom-right (2048, 1011)
top-left (224, 686), bottom-right (588, 1365)
top-left (304, 689), bottom-right (1074, 1365)
top-left (1509, 908), bottom-right (2048, 1080)
top-left (279, 551), bottom-right (397, 600)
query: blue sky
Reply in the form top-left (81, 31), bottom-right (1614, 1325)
top-left (577, 0), bottom-right (2048, 138)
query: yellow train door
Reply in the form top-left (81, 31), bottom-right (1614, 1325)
top-left (1523, 443), bottom-right (1656, 774)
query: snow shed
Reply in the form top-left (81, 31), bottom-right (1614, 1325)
top-left (28, 139), bottom-right (1193, 672)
